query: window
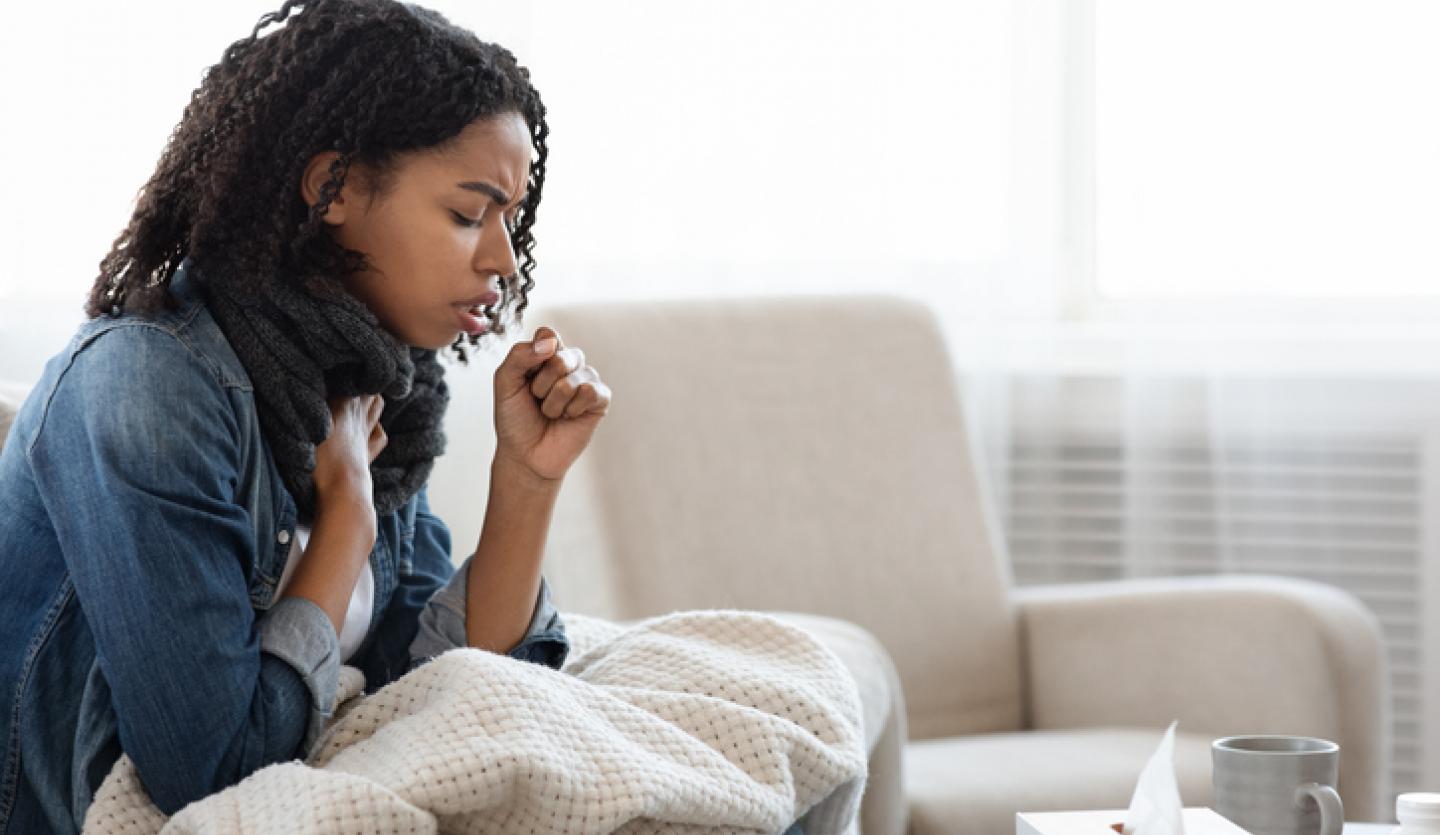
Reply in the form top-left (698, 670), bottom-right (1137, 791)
top-left (1089, 1), bottom-right (1440, 302)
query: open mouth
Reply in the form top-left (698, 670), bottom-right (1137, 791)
top-left (455, 304), bottom-right (490, 335)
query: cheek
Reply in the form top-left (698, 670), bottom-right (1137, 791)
top-left (381, 212), bottom-right (474, 271)
top-left (364, 212), bottom-right (427, 266)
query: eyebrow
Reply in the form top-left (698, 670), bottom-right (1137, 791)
top-left (456, 180), bottom-right (526, 207)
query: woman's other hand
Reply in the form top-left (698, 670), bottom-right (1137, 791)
top-left (282, 393), bottom-right (387, 633)
top-left (312, 393), bottom-right (387, 509)
top-left (492, 326), bottom-right (611, 485)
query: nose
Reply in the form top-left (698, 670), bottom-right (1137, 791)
top-left (472, 216), bottom-right (519, 282)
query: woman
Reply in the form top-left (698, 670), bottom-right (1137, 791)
top-left (0, 1), bottom-right (615, 830)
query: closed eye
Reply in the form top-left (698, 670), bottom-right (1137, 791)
top-left (450, 210), bottom-right (482, 229)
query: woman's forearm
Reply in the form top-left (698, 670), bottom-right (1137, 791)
top-left (278, 493), bottom-right (377, 637)
top-left (464, 456), bottom-right (561, 653)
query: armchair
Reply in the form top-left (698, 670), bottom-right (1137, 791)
top-left (526, 294), bottom-right (1390, 835)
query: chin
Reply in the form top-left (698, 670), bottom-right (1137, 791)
top-left (413, 334), bottom-right (457, 352)
top-left (387, 320), bottom-right (453, 351)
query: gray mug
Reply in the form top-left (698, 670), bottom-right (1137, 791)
top-left (1212, 736), bottom-right (1344, 835)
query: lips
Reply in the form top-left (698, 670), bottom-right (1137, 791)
top-left (452, 291), bottom-right (500, 336)
top-left (455, 304), bottom-right (490, 336)
top-left (456, 292), bottom-right (501, 309)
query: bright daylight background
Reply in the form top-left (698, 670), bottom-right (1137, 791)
top-left (3, 0), bottom-right (1440, 799)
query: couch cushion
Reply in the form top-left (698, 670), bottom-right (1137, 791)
top-left (904, 728), bottom-right (1215, 835)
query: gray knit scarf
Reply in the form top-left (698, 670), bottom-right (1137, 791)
top-left (195, 263), bottom-right (449, 524)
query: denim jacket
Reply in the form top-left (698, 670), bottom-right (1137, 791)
top-left (0, 263), bottom-right (569, 834)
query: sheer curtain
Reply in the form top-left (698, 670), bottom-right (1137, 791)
top-left (989, 0), bottom-right (1440, 798)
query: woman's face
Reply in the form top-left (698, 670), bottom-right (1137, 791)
top-left (303, 112), bottom-right (532, 349)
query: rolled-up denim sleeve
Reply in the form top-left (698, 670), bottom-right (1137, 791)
top-left (403, 486), bottom-right (569, 671)
top-left (410, 558), bottom-right (569, 670)
top-left (350, 486), bottom-right (454, 692)
top-left (255, 597), bottom-right (340, 751)
top-left (26, 325), bottom-right (334, 816)
top-left (353, 486), bottom-right (570, 693)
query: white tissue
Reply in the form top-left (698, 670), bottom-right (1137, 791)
top-left (1122, 721), bottom-right (1185, 835)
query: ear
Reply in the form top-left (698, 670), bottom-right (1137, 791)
top-left (300, 151), bottom-right (351, 226)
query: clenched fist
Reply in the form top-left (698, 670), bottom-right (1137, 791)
top-left (492, 325), bottom-right (611, 483)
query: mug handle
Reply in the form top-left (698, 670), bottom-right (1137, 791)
top-left (1295, 783), bottom-right (1344, 835)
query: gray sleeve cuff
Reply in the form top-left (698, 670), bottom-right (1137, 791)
top-left (257, 596), bottom-right (341, 754)
top-left (409, 557), bottom-right (565, 667)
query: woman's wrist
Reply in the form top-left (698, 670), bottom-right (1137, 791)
top-left (314, 483), bottom-right (378, 535)
top-left (491, 452), bottom-right (563, 495)
top-left (461, 454), bottom-right (561, 652)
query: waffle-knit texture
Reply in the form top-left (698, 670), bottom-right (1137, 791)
top-left (82, 610), bottom-right (867, 835)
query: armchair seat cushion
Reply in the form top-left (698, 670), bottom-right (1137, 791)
top-left (905, 728), bottom-right (1215, 835)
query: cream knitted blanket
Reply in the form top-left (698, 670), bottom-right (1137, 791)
top-left (83, 610), bottom-right (868, 835)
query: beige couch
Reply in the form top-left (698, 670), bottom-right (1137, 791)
top-left (0, 293), bottom-right (1391, 835)
top-left (525, 294), bottom-right (1391, 835)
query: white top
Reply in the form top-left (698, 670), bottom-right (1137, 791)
top-left (273, 524), bottom-right (374, 663)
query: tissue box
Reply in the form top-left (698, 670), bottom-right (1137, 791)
top-left (1017, 808), bottom-right (1253, 835)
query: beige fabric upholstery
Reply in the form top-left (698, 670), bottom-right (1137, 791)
top-left (529, 294), bottom-right (1391, 835)
top-left (533, 296), bottom-right (1023, 741)
top-left (905, 728), bottom-right (1216, 835)
top-left (1015, 575), bottom-right (1390, 821)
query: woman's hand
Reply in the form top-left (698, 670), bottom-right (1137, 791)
top-left (312, 393), bottom-right (388, 510)
top-left (283, 393), bottom-right (388, 631)
top-left (493, 326), bottom-right (611, 484)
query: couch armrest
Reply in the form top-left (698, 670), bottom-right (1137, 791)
top-left (1013, 574), bottom-right (1390, 820)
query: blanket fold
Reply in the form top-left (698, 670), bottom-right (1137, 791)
top-left (83, 610), bottom-right (868, 835)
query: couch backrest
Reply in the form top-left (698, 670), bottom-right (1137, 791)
top-left (532, 295), bottom-right (1023, 739)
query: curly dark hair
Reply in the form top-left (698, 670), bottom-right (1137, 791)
top-left (84, 0), bottom-right (547, 362)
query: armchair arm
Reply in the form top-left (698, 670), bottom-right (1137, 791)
top-left (1013, 574), bottom-right (1389, 820)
